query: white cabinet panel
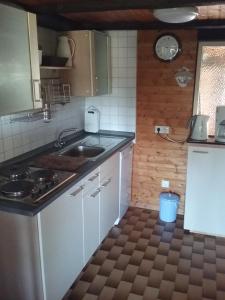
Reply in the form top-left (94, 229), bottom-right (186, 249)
top-left (83, 187), bottom-right (100, 264)
top-left (100, 153), bottom-right (119, 241)
top-left (184, 145), bottom-right (225, 237)
top-left (0, 4), bottom-right (41, 115)
top-left (119, 143), bottom-right (133, 220)
top-left (38, 183), bottom-right (83, 300)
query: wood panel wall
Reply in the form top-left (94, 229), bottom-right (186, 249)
top-left (132, 30), bottom-right (198, 214)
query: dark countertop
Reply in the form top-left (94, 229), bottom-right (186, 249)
top-left (187, 137), bottom-right (225, 146)
top-left (0, 130), bottom-right (135, 216)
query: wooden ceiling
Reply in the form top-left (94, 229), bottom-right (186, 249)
top-left (7, 0), bottom-right (225, 30)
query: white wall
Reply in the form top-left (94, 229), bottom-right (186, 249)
top-left (85, 30), bottom-right (137, 132)
top-left (0, 98), bottom-right (85, 162)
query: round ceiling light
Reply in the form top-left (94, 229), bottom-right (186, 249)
top-left (153, 7), bottom-right (199, 23)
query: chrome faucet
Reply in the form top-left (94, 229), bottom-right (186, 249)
top-left (55, 128), bottom-right (79, 148)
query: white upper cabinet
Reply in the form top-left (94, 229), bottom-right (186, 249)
top-left (0, 4), bottom-right (41, 116)
top-left (64, 30), bottom-right (111, 97)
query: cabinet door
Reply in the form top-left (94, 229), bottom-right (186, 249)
top-left (94, 31), bottom-right (110, 95)
top-left (83, 188), bottom-right (100, 264)
top-left (38, 183), bottom-right (84, 300)
top-left (119, 144), bottom-right (133, 220)
top-left (184, 146), bottom-right (225, 236)
top-left (100, 153), bottom-right (120, 241)
top-left (0, 4), bottom-right (41, 115)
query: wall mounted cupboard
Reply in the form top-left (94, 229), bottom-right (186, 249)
top-left (0, 3), bottom-right (41, 116)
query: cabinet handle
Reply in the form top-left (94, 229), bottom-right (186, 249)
top-left (101, 178), bottom-right (111, 188)
top-left (88, 172), bottom-right (99, 182)
top-left (91, 188), bottom-right (101, 198)
top-left (32, 80), bottom-right (41, 102)
top-left (192, 150), bottom-right (209, 154)
top-left (70, 185), bottom-right (84, 197)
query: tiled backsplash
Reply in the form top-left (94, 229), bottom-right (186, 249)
top-left (85, 30), bottom-right (137, 132)
top-left (0, 98), bottom-right (85, 162)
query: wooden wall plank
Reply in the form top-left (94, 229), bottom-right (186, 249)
top-left (132, 30), bottom-right (198, 215)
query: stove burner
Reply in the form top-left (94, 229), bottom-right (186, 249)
top-left (31, 169), bottom-right (56, 183)
top-left (5, 165), bottom-right (29, 180)
top-left (0, 180), bottom-right (35, 198)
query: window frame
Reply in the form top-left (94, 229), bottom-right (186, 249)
top-left (193, 41), bottom-right (225, 115)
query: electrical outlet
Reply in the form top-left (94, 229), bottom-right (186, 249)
top-left (155, 126), bottom-right (170, 134)
top-left (161, 180), bottom-right (170, 188)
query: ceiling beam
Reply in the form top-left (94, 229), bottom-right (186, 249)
top-left (33, 0), bottom-right (225, 14)
top-left (36, 17), bottom-right (225, 31)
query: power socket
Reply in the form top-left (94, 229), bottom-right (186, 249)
top-left (155, 126), bottom-right (170, 134)
top-left (161, 180), bottom-right (170, 188)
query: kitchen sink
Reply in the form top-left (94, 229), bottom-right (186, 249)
top-left (59, 145), bottom-right (105, 158)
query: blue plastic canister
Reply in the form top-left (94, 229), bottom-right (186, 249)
top-left (159, 192), bottom-right (180, 222)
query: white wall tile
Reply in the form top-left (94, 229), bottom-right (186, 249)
top-left (0, 97), bottom-right (85, 162)
top-left (85, 30), bottom-right (137, 133)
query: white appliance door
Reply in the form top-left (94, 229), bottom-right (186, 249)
top-left (119, 143), bottom-right (133, 220)
top-left (184, 145), bottom-right (225, 237)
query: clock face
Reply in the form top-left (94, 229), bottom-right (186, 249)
top-left (154, 34), bottom-right (181, 61)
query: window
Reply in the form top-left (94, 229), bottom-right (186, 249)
top-left (194, 41), bottom-right (225, 135)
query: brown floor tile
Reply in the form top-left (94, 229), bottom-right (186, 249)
top-left (135, 237), bottom-right (149, 252)
top-left (138, 259), bottom-right (154, 276)
top-left (87, 275), bottom-right (107, 295)
top-left (163, 264), bottom-right (177, 281)
top-left (127, 293), bottom-right (143, 300)
top-left (171, 291), bottom-right (188, 300)
top-left (189, 268), bottom-right (203, 286)
top-left (158, 280), bottom-right (174, 299)
top-left (153, 254), bottom-right (167, 270)
top-left (202, 278), bottom-right (217, 298)
top-left (148, 269), bottom-right (163, 288)
top-left (105, 269), bottom-right (123, 288)
top-left (112, 281), bottom-right (132, 300)
top-left (167, 250), bottom-right (180, 265)
top-left (143, 245), bottom-right (157, 260)
top-left (216, 273), bottom-right (225, 291)
top-left (121, 241), bottom-right (136, 255)
top-left (175, 274), bottom-right (189, 293)
top-left (203, 262), bottom-right (216, 280)
top-left (107, 246), bottom-right (123, 260)
top-left (129, 250), bottom-right (144, 266)
top-left (98, 286), bottom-right (115, 300)
top-left (69, 281), bottom-right (90, 300)
top-left (121, 264), bottom-right (138, 282)
top-left (217, 291), bottom-right (225, 299)
top-left (143, 286), bottom-right (159, 300)
top-left (216, 258), bottom-right (225, 273)
top-left (187, 285), bottom-right (203, 300)
top-left (157, 242), bottom-right (170, 255)
top-left (130, 275), bottom-right (148, 295)
top-left (177, 258), bottom-right (191, 275)
top-left (114, 254), bottom-right (130, 270)
top-left (98, 259), bottom-right (116, 276)
top-left (69, 207), bottom-right (225, 300)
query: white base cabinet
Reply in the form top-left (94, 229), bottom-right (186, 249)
top-left (0, 151), bottom-right (123, 300)
top-left (184, 145), bottom-right (225, 237)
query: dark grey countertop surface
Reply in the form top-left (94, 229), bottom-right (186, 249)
top-left (0, 130), bottom-right (135, 216)
top-left (187, 137), bottom-right (225, 145)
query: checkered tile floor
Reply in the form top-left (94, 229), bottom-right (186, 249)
top-left (68, 207), bottom-right (225, 300)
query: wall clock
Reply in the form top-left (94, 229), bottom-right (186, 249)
top-left (154, 34), bottom-right (181, 62)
